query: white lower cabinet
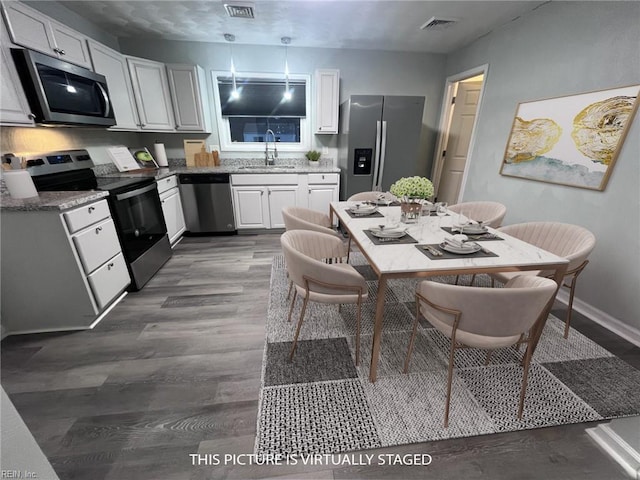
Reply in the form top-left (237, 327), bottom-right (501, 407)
top-left (267, 186), bottom-right (299, 228)
top-left (0, 199), bottom-right (130, 336)
top-left (231, 173), bottom-right (338, 230)
top-left (157, 175), bottom-right (186, 245)
top-left (232, 186), bottom-right (269, 229)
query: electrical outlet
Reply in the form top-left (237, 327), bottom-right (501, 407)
top-left (322, 146), bottom-right (329, 155)
top-left (209, 144), bottom-right (220, 152)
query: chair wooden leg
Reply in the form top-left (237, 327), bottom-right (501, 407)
top-left (287, 289), bottom-right (297, 323)
top-left (469, 274), bottom-right (477, 286)
top-left (491, 278), bottom-right (495, 287)
top-left (454, 275), bottom-right (460, 285)
top-left (287, 279), bottom-right (293, 300)
top-left (444, 341), bottom-right (457, 428)
top-left (347, 237), bottom-right (352, 263)
top-left (563, 276), bottom-right (579, 339)
top-left (484, 350), bottom-right (493, 366)
top-left (355, 295), bottom-right (362, 366)
top-left (518, 337), bottom-right (534, 419)
top-left (289, 294), bottom-right (309, 361)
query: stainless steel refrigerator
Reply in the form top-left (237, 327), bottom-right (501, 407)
top-left (337, 95), bottom-right (425, 199)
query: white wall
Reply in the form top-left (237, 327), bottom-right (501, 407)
top-left (445, 1), bottom-right (640, 333)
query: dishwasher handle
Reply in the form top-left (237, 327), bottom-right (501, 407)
top-left (179, 173), bottom-right (230, 184)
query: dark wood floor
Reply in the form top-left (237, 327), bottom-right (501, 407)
top-left (2, 233), bottom-right (638, 480)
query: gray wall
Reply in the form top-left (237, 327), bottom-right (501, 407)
top-left (445, 1), bottom-right (640, 330)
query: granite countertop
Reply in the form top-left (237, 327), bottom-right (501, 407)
top-left (99, 164), bottom-right (340, 179)
top-left (1, 190), bottom-right (109, 212)
top-left (0, 163), bottom-right (340, 212)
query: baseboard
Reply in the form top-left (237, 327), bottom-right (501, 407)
top-left (555, 290), bottom-right (640, 348)
top-left (586, 423), bottom-right (640, 479)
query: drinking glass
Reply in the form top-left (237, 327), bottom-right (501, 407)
top-left (436, 202), bottom-right (448, 227)
top-left (456, 210), bottom-right (470, 233)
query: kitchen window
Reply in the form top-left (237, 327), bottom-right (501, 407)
top-left (212, 71), bottom-right (311, 153)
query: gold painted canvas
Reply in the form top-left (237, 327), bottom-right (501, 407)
top-left (500, 84), bottom-right (640, 191)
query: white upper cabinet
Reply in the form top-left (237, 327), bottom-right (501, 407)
top-left (314, 69), bottom-right (340, 134)
top-left (166, 64), bottom-right (212, 133)
top-left (126, 56), bottom-right (176, 132)
top-left (2, 1), bottom-right (92, 69)
top-left (88, 40), bottom-right (140, 131)
top-left (0, 17), bottom-right (33, 125)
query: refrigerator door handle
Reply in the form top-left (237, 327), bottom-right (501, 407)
top-left (378, 120), bottom-right (388, 189)
top-left (372, 120), bottom-right (382, 190)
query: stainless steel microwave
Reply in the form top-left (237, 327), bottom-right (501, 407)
top-left (11, 48), bottom-right (116, 127)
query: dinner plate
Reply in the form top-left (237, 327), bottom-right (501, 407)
top-left (370, 227), bottom-right (407, 238)
top-left (349, 205), bottom-right (378, 214)
top-left (440, 242), bottom-right (481, 254)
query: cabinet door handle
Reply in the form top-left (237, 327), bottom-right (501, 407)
top-left (28, 113), bottom-right (36, 120)
top-left (261, 191), bottom-right (264, 196)
top-left (107, 262), bottom-right (115, 270)
top-left (88, 206), bottom-right (95, 213)
top-left (95, 226), bottom-right (103, 234)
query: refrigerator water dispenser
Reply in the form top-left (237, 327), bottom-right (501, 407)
top-left (353, 148), bottom-right (372, 175)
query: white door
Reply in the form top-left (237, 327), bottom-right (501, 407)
top-left (436, 79), bottom-right (483, 204)
top-left (88, 40), bottom-right (140, 130)
top-left (268, 186), bottom-right (298, 228)
top-left (232, 186), bottom-right (268, 229)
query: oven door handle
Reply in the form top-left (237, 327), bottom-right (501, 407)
top-left (115, 183), bottom-right (156, 201)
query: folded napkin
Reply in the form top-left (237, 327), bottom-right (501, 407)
top-left (444, 235), bottom-right (473, 249)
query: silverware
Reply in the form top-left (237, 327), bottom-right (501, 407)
top-left (378, 237), bottom-right (399, 243)
top-left (422, 245), bottom-right (442, 256)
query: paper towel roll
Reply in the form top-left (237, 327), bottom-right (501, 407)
top-left (3, 169), bottom-right (38, 199)
top-left (154, 143), bottom-right (168, 167)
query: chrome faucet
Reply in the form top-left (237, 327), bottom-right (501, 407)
top-left (264, 129), bottom-right (278, 166)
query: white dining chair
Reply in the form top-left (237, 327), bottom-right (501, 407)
top-left (448, 201), bottom-right (507, 228)
top-left (347, 191), bottom-right (397, 203)
top-left (491, 222), bottom-right (596, 338)
top-left (281, 229), bottom-right (367, 365)
top-left (404, 275), bottom-right (557, 427)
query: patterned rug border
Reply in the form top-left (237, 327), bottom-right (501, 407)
top-left (255, 254), bottom-right (640, 456)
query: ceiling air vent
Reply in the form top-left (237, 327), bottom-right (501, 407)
top-left (420, 16), bottom-right (458, 30)
top-left (224, 2), bottom-right (255, 19)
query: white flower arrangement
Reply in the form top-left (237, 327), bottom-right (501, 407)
top-left (389, 176), bottom-right (434, 200)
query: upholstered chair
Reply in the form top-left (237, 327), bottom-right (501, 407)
top-left (281, 230), bottom-right (367, 365)
top-left (404, 275), bottom-right (557, 427)
top-left (448, 201), bottom-right (507, 228)
top-left (282, 206), bottom-right (339, 237)
top-left (491, 222), bottom-right (596, 338)
top-left (347, 191), bottom-right (397, 203)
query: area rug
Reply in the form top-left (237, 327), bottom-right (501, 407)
top-left (255, 253), bottom-right (640, 456)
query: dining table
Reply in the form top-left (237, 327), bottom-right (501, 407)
top-left (329, 201), bottom-right (569, 383)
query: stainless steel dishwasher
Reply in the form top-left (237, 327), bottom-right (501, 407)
top-left (178, 173), bottom-right (236, 233)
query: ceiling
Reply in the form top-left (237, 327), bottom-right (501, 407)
top-left (58, 0), bottom-right (548, 54)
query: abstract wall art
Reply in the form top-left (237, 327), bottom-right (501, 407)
top-left (500, 84), bottom-right (640, 191)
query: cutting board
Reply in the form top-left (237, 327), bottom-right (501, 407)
top-left (184, 140), bottom-right (206, 167)
top-left (194, 146), bottom-right (215, 167)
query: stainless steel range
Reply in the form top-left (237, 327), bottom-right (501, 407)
top-left (25, 149), bottom-right (171, 290)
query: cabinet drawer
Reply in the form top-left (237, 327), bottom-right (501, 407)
top-left (64, 200), bottom-right (111, 233)
top-left (308, 173), bottom-right (338, 184)
top-left (157, 175), bottom-right (178, 194)
top-left (87, 252), bottom-right (130, 310)
top-left (72, 218), bottom-right (122, 274)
